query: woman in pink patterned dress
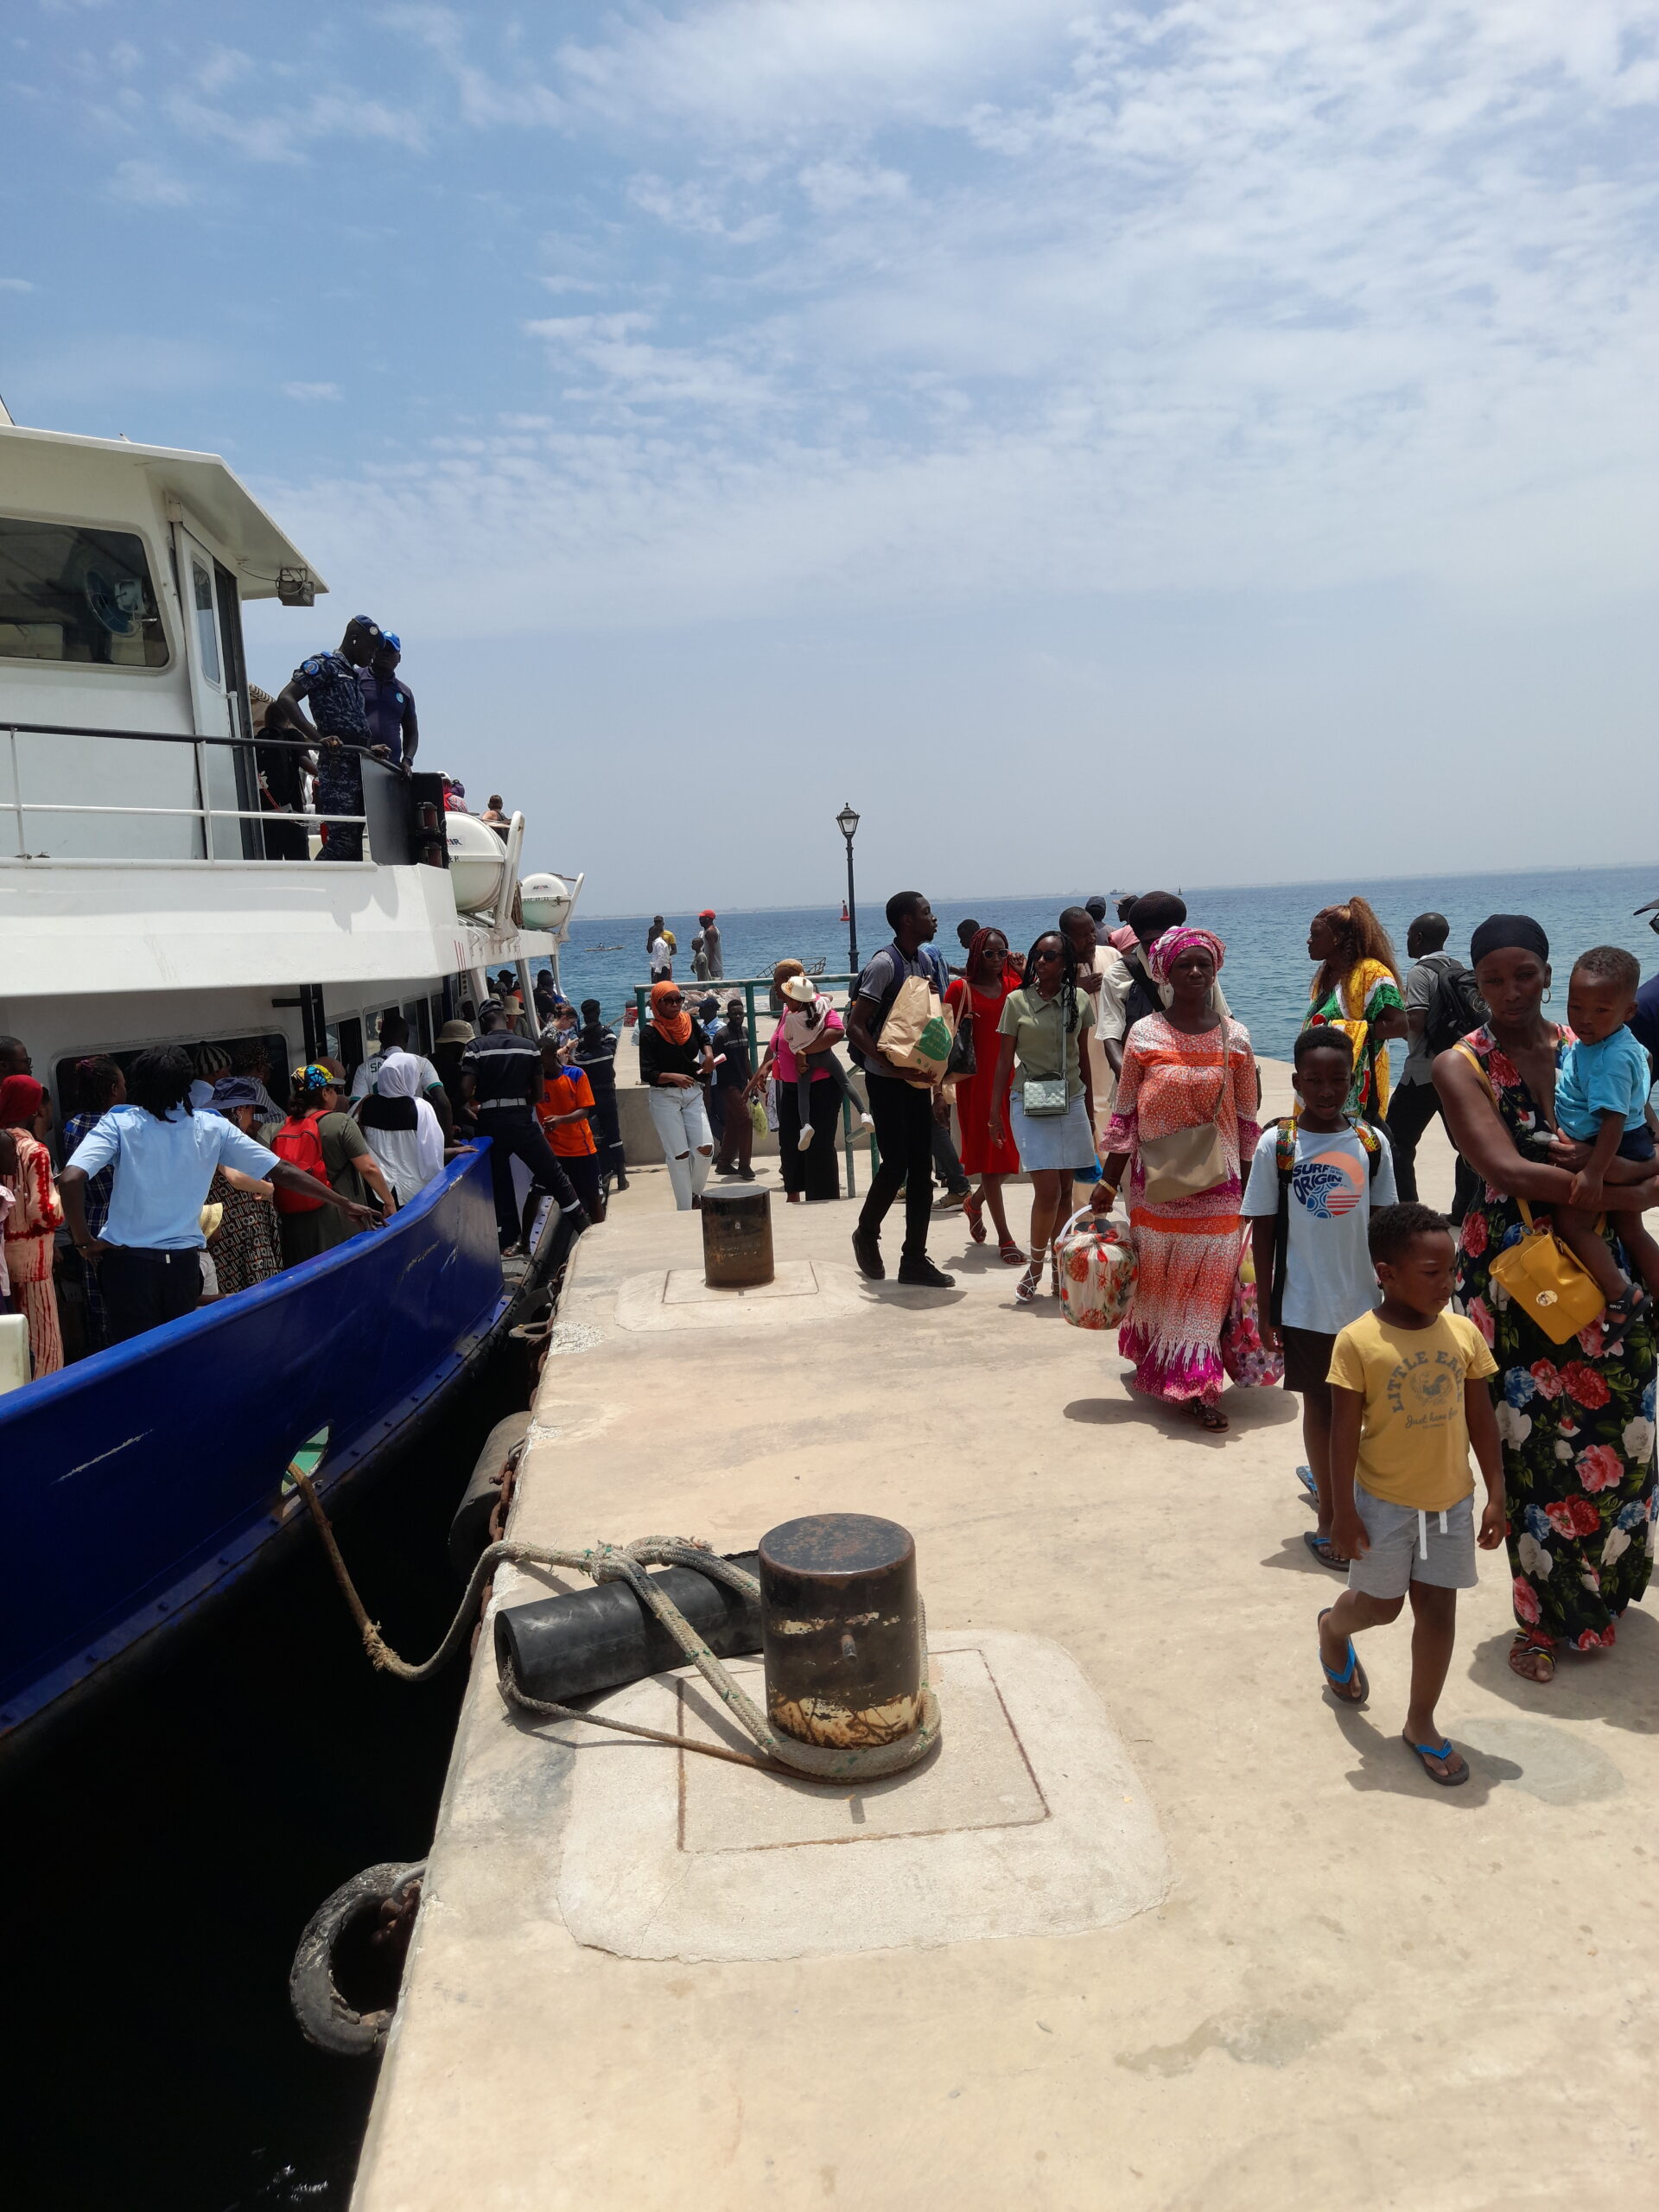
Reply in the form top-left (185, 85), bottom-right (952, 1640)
top-left (1097, 929), bottom-right (1259, 1431)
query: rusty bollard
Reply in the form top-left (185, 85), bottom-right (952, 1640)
top-left (759, 1514), bottom-right (923, 1751)
top-left (701, 1185), bottom-right (774, 1288)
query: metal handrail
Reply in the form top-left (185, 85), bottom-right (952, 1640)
top-left (4, 719), bottom-right (372, 864)
top-left (2, 715), bottom-right (378, 756)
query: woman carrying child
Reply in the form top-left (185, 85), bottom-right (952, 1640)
top-left (945, 927), bottom-right (1026, 1266)
top-left (1435, 913), bottom-right (1659, 1685)
top-left (747, 961), bottom-right (845, 1203)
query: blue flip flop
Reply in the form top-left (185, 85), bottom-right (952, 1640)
top-left (1403, 1736), bottom-right (1470, 1787)
top-left (1303, 1529), bottom-right (1350, 1571)
top-left (1295, 1463), bottom-right (1319, 1498)
top-left (1317, 1608), bottom-right (1368, 1704)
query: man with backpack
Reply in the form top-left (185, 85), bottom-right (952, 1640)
top-left (846, 891), bottom-right (956, 1288)
top-left (1385, 912), bottom-right (1483, 1210)
top-left (1243, 1029), bottom-right (1397, 1572)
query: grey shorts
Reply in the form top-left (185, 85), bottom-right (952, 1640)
top-left (1347, 1487), bottom-right (1478, 1600)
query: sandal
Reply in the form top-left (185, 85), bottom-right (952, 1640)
top-left (998, 1238), bottom-right (1025, 1266)
top-left (1318, 1609), bottom-right (1368, 1705)
top-left (1508, 1633), bottom-right (1556, 1685)
top-left (1195, 1401), bottom-right (1229, 1431)
top-left (1402, 1735), bottom-right (1469, 1787)
top-left (1604, 1284), bottom-right (1651, 1336)
top-left (963, 1192), bottom-right (987, 1244)
top-left (1302, 1530), bottom-right (1350, 1572)
top-left (1015, 1262), bottom-right (1043, 1306)
top-left (1295, 1463), bottom-right (1319, 1499)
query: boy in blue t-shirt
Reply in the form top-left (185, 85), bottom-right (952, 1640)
top-left (1554, 945), bottom-right (1659, 1325)
top-left (1243, 1029), bottom-right (1397, 1571)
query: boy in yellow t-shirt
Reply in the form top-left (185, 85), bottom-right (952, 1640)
top-left (1316, 1203), bottom-right (1503, 1787)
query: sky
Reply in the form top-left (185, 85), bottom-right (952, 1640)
top-left (3, 1), bottom-right (1656, 914)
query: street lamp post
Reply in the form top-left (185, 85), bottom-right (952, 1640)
top-left (836, 803), bottom-right (861, 977)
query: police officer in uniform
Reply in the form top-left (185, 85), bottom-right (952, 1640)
top-left (276, 614), bottom-right (383, 862)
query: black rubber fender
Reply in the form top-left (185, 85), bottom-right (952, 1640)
top-left (289, 1859), bottom-right (426, 2057)
top-left (447, 1410), bottom-right (532, 1579)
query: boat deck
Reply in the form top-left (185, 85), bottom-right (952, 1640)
top-left (353, 1065), bottom-right (1659, 2209)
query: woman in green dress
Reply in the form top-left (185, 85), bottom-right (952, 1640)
top-left (1436, 914), bottom-right (1659, 1684)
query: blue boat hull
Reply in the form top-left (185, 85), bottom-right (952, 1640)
top-left (0, 1147), bottom-right (514, 1751)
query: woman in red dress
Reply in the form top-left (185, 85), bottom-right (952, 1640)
top-left (945, 928), bottom-right (1026, 1264)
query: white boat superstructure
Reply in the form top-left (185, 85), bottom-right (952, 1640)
top-left (0, 417), bottom-right (580, 1093)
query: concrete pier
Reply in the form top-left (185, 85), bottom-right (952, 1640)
top-left (353, 1065), bottom-right (1659, 2209)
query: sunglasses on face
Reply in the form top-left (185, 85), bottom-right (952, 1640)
top-left (658, 995), bottom-right (683, 1006)
top-left (1035, 946), bottom-right (1065, 963)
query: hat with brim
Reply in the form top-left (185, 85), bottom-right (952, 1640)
top-left (210, 1076), bottom-right (262, 1110)
top-left (780, 974), bottom-right (818, 1005)
top-left (436, 1020), bottom-right (474, 1045)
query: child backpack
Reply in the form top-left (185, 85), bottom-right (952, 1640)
top-left (1422, 963), bottom-right (1487, 1059)
top-left (1266, 1114), bottom-right (1384, 1330)
top-left (270, 1112), bottom-right (327, 1212)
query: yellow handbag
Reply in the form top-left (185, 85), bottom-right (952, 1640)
top-left (1488, 1198), bottom-right (1605, 1344)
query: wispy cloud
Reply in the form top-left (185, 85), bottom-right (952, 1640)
top-left (0, 277), bottom-right (36, 293)
top-left (109, 157), bottom-right (192, 207)
top-left (283, 381), bottom-right (342, 403)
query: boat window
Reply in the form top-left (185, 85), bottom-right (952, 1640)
top-left (191, 557), bottom-right (222, 686)
top-left (53, 1032), bottom-right (290, 1127)
top-left (0, 517), bottom-right (168, 667)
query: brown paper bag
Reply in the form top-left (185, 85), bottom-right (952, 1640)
top-left (878, 975), bottom-right (949, 1081)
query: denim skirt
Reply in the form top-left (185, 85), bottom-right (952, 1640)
top-left (1009, 1090), bottom-right (1097, 1173)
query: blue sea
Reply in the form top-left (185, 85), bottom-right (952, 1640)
top-left (546, 864), bottom-right (1659, 1064)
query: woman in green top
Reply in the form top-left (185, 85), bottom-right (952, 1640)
top-left (988, 930), bottom-right (1096, 1305)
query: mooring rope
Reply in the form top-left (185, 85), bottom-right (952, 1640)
top-left (288, 1462), bottom-right (940, 1782)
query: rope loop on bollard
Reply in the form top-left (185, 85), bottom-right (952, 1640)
top-left (288, 1463), bottom-right (939, 1783)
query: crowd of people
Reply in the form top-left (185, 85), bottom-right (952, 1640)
top-left (246, 614), bottom-right (507, 859)
top-left (0, 978), bottom-right (631, 1376)
top-left (626, 887), bottom-right (1659, 1774)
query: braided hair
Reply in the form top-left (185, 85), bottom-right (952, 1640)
top-left (1020, 929), bottom-right (1080, 1033)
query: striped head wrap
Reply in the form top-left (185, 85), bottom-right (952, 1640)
top-left (1147, 925), bottom-right (1225, 983)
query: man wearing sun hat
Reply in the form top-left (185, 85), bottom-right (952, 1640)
top-left (697, 908), bottom-right (723, 980)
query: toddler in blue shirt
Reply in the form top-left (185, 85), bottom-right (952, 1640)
top-left (1554, 946), bottom-right (1659, 1322)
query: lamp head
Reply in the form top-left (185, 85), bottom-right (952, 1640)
top-left (836, 803), bottom-right (861, 841)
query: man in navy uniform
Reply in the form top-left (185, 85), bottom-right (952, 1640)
top-left (357, 631), bottom-right (419, 768)
top-left (277, 614), bottom-right (383, 861)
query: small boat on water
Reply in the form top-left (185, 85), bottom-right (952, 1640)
top-left (0, 402), bottom-right (585, 1755)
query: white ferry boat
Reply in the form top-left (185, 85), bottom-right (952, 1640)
top-left (0, 399), bottom-right (582, 1755)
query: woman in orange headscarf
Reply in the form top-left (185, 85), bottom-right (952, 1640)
top-left (638, 978), bottom-right (715, 1209)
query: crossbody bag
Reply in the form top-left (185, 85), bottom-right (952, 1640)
top-left (1140, 1039), bottom-right (1230, 1203)
top-left (1018, 989), bottom-right (1073, 1116)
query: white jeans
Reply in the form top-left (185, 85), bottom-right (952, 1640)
top-left (646, 1084), bottom-right (714, 1210)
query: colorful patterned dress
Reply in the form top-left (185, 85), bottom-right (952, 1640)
top-left (1104, 1014), bottom-right (1260, 1406)
top-left (1303, 957), bottom-right (1404, 1116)
top-left (3, 1131), bottom-right (64, 1376)
top-left (61, 1109), bottom-right (114, 1347)
top-left (206, 1166), bottom-right (283, 1297)
top-left (1454, 1026), bottom-right (1656, 1650)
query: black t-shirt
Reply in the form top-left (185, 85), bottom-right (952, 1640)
top-left (639, 1020), bottom-right (709, 1086)
top-left (712, 1019), bottom-right (752, 1089)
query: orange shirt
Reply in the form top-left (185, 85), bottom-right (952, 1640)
top-left (536, 1067), bottom-right (597, 1156)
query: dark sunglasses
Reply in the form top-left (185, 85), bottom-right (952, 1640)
top-left (658, 994), bottom-right (684, 1006)
top-left (1034, 945), bottom-right (1065, 963)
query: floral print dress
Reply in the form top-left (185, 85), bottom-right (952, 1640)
top-left (1455, 1027), bottom-right (1656, 1650)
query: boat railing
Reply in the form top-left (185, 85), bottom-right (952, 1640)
top-left (2, 717), bottom-right (440, 868)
